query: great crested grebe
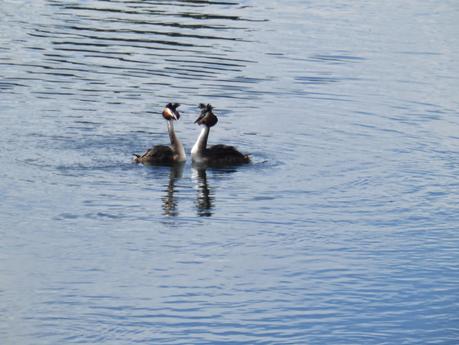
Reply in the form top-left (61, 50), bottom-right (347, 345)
top-left (191, 103), bottom-right (250, 166)
top-left (133, 103), bottom-right (186, 164)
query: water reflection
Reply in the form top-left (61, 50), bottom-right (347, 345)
top-left (160, 164), bottom-right (241, 217)
top-left (192, 166), bottom-right (214, 217)
top-left (161, 163), bottom-right (184, 216)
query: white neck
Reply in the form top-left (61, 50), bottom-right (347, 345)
top-left (167, 121), bottom-right (186, 162)
top-left (191, 126), bottom-right (210, 161)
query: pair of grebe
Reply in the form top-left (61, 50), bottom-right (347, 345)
top-left (133, 103), bottom-right (250, 166)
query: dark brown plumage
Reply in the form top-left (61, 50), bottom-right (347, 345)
top-left (202, 144), bottom-right (250, 166)
top-left (133, 145), bottom-right (175, 165)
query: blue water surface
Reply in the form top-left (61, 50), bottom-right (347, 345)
top-left (1, 1), bottom-right (458, 344)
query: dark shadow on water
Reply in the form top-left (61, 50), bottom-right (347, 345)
top-left (192, 164), bottom-right (238, 217)
top-left (160, 162), bottom-right (184, 217)
top-left (192, 166), bottom-right (214, 217)
top-left (139, 161), bottom-right (242, 218)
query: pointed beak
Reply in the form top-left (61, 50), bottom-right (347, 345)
top-left (194, 114), bottom-right (205, 124)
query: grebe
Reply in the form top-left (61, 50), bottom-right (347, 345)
top-left (191, 103), bottom-right (250, 166)
top-left (133, 103), bottom-right (186, 164)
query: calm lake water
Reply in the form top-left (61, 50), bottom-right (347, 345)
top-left (1, 1), bottom-right (459, 344)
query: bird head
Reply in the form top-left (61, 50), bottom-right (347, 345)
top-left (194, 103), bottom-right (218, 127)
top-left (162, 102), bottom-right (181, 121)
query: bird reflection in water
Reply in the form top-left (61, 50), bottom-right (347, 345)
top-left (160, 163), bottom-right (236, 217)
top-left (192, 166), bottom-right (214, 217)
top-left (161, 163), bottom-right (184, 216)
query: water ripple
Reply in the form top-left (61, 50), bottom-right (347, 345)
top-left (1, 1), bottom-right (459, 345)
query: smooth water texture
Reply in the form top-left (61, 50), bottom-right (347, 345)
top-left (1, 1), bottom-right (459, 344)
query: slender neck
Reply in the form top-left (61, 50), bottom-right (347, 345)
top-left (191, 126), bottom-right (210, 158)
top-left (167, 120), bottom-right (186, 161)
